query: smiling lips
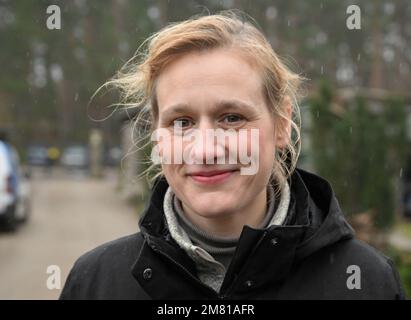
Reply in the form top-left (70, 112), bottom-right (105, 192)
top-left (188, 169), bottom-right (239, 185)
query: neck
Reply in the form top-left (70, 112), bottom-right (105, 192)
top-left (180, 187), bottom-right (268, 238)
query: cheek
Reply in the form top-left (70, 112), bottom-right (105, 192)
top-left (161, 164), bottom-right (172, 180)
top-left (155, 131), bottom-right (191, 168)
top-left (257, 125), bottom-right (276, 172)
top-left (162, 163), bottom-right (182, 187)
top-left (163, 162), bottom-right (182, 174)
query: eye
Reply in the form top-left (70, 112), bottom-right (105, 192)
top-left (221, 114), bottom-right (245, 125)
top-left (173, 118), bottom-right (193, 129)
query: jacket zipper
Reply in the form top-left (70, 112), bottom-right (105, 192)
top-left (219, 231), bottom-right (268, 299)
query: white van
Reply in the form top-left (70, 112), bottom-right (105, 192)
top-left (0, 141), bottom-right (31, 231)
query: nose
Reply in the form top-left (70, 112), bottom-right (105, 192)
top-left (188, 120), bottom-right (226, 165)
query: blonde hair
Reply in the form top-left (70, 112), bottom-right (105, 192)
top-left (106, 10), bottom-right (302, 197)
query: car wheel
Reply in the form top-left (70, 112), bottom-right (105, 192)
top-left (1, 204), bottom-right (18, 232)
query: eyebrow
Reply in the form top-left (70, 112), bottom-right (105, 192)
top-left (160, 99), bottom-right (257, 120)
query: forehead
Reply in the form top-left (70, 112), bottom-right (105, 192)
top-left (155, 48), bottom-right (265, 114)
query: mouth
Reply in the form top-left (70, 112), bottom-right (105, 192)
top-left (188, 169), bottom-right (239, 185)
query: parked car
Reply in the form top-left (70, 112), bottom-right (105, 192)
top-left (27, 145), bottom-right (49, 167)
top-left (0, 141), bottom-right (31, 231)
top-left (60, 145), bottom-right (89, 170)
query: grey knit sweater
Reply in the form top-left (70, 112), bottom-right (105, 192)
top-left (163, 182), bottom-right (291, 293)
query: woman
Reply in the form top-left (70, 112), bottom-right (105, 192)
top-left (60, 11), bottom-right (405, 300)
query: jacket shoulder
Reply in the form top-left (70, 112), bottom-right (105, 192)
top-left (343, 238), bottom-right (406, 299)
top-left (306, 238), bottom-right (406, 299)
top-left (75, 232), bottom-right (144, 266)
top-left (60, 232), bottom-right (147, 300)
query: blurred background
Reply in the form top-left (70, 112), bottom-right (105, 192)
top-left (1, 0), bottom-right (411, 299)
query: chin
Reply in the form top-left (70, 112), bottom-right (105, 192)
top-left (191, 195), bottom-right (238, 218)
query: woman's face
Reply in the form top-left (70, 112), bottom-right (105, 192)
top-left (155, 48), bottom-right (284, 219)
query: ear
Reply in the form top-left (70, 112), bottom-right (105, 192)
top-left (275, 96), bottom-right (292, 149)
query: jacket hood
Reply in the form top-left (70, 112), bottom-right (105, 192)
top-left (138, 167), bottom-right (355, 264)
top-left (291, 168), bottom-right (355, 261)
